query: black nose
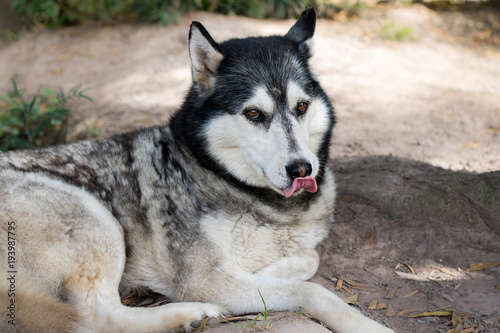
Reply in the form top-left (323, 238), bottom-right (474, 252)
top-left (286, 161), bottom-right (312, 179)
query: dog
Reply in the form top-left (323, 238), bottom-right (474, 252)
top-left (0, 8), bottom-right (394, 333)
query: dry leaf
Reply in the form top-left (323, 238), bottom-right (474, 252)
top-left (438, 267), bottom-right (458, 277)
top-left (368, 299), bottom-right (378, 309)
top-left (350, 284), bottom-right (376, 292)
top-left (466, 261), bottom-right (500, 271)
top-left (454, 280), bottom-right (465, 291)
top-left (385, 287), bottom-right (398, 299)
top-left (449, 327), bottom-right (474, 333)
top-left (224, 314), bottom-right (275, 323)
top-left (336, 278), bottom-right (343, 291)
top-left (405, 310), bottom-right (453, 318)
top-left (138, 298), bottom-right (155, 306)
top-left (402, 290), bottom-right (419, 298)
top-left (496, 284), bottom-right (500, 290)
top-left (450, 310), bottom-right (471, 331)
top-left (121, 298), bottom-right (134, 305)
top-left (459, 328), bottom-right (475, 333)
top-left (342, 294), bottom-right (358, 305)
top-left (342, 286), bottom-right (353, 294)
top-left (395, 263), bottom-right (416, 275)
top-left (367, 232), bottom-right (376, 245)
top-left (147, 299), bottom-right (169, 307)
top-left (137, 287), bottom-right (153, 298)
top-left (395, 271), bottom-right (428, 282)
top-left (337, 275), bottom-right (376, 291)
top-left (376, 303), bottom-right (387, 310)
top-left (405, 263), bottom-right (416, 275)
top-left (461, 142), bottom-right (482, 148)
top-left (396, 308), bottom-right (419, 316)
top-left (386, 303), bottom-right (396, 317)
top-left (451, 310), bottom-right (464, 326)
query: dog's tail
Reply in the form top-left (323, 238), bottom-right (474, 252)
top-left (1, 276), bottom-right (82, 333)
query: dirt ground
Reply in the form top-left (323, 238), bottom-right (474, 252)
top-left (1, 3), bottom-right (499, 333)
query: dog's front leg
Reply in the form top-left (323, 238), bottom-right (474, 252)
top-left (187, 270), bottom-right (394, 333)
top-left (254, 248), bottom-right (319, 281)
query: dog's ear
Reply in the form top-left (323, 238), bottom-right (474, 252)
top-left (189, 22), bottom-right (223, 95)
top-left (285, 8), bottom-right (316, 53)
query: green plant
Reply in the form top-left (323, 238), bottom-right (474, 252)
top-left (3, 30), bottom-right (21, 42)
top-left (11, 0), bottom-right (325, 28)
top-left (226, 289), bottom-right (271, 330)
top-left (0, 77), bottom-right (92, 152)
top-left (11, 0), bottom-right (134, 27)
top-left (379, 20), bottom-right (416, 41)
top-left (134, 0), bottom-right (198, 26)
top-left (257, 289), bottom-right (270, 329)
top-left (12, 0), bottom-right (63, 27)
top-left (341, 0), bottom-right (364, 17)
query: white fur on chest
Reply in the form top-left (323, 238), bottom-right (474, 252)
top-left (201, 213), bottom-right (327, 273)
top-left (201, 170), bottom-right (336, 274)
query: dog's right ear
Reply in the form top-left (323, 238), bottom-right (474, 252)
top-left (189, 22), bottom-right (223, 95)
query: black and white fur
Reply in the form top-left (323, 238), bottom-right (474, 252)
top-left (0, 8), bottom-right (393, 333)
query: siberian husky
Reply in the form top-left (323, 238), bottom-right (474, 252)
top-left (0, 8), bottom-right (393, 333)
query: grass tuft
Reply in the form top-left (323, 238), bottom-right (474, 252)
top-left (0, 77), bottom-right (92, 152)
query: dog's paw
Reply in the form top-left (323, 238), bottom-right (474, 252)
top-left (175, 303), bottom-right (226, 333)
top-left (184, 316), bottom-right (220, 332)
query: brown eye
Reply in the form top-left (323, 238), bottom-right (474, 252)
top-left (297, 101), bottom-right (308, 114)
top-left (246, 109), bottom-right (261, 120)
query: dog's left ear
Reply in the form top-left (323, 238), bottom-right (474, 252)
top-left (189, 22), bottom-right (223, 95)
top-left (285, 8), bottom-right (316, 53)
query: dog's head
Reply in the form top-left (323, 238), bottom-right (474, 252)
top-left (174, 8), bottom-right (335, 198)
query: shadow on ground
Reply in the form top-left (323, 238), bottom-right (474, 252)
top-left (313, 155), bottom-right (500, 332)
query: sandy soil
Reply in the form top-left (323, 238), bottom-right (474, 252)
top-left (1, 4), bottom-right (499, 333)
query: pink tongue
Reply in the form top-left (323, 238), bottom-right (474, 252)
top-left (283, 176), bottom-right (318, 198)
